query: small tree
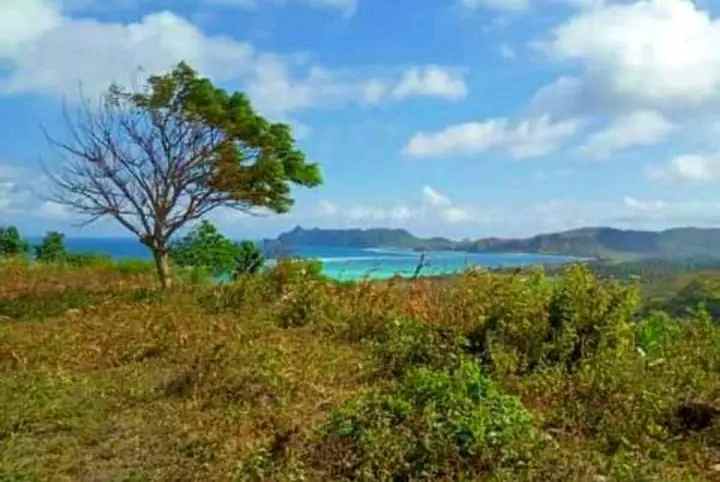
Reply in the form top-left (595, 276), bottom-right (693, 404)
top-left (235, 240), bottom-right (265, 276)
top-left (170, 220), bottom-right (239, 276)
top-left (35, 231), bottom-right (68, 263)
top-left (0, 226), bottom-right (29, 258)
top-left (49, 63), bottom-right (321, 288)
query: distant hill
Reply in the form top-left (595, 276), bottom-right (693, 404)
top-left (268, 226), bottom-right (456, 251)
top-left (268, 226), bottom-right (720, 261)
top-left (464, 227), bottom-right (720, 260)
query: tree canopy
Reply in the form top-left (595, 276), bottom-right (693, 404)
top-left (50, 62), bottom-right (321, 288)
top-left (0, 226), bottom-right (29, 257)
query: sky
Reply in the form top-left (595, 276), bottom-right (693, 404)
top-left (2, 0), bottom-right (720, 240)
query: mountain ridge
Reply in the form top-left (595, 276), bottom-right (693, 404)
top-left (268, 226), bottom-right (720, 260)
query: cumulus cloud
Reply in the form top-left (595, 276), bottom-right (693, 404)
top-left (404, 115), bottom-right (581, 159)
top-left (623, 196), bottom-right (666, 212)
top-left (422, 186), bottom-right (452, 207)
top-left (0, 1), bottom-right (466, 120)
top-left (579, 110), bottom-right (674, 159)
top-left (648, 154), bottom-right (720, 183)
top-left (312, 187), bottom-right (475, 227)
top-left (539, 0), bottom-right (720, 114)
top-left (391, 66), bottom-right (467, 101)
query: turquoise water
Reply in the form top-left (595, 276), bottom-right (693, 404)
top-left (59, 238), bottom-right (579, 280)
top-left (285, 245), bottom-right (578, 280)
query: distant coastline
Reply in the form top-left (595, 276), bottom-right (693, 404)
top-left (266, 226), bottom-right (720, 261)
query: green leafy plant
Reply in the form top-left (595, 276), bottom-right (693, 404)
top-left (34, 232), bottom-right (68, 263)
top-left (170, 221), bottom-right (240, 276)
top-left (0, 226), bottom-right (29, 258)
top-left (234, 241), bottom-right (265, 277)
top-left (320, 359), bottom-right (536, 481)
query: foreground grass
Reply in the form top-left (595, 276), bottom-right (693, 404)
top-left (1, 258), bottom-right (719, 481)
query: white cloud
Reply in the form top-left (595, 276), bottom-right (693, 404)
top-left (317, 200), bottom-right (339, 216)
top-left (313, 187), bottom-right (475, 227)
top-left (422, 186), bottom-right (451, 207)
top-left (246, 61), bottom-right (468, 117)
top-left (0, 1), bottom-right (60, 58)
top-left (0, 10), bottom-right (256, 98)
top-left (541, 0), bottom-right (720, 113)
top-left (404, 115), bottom-right (581, 159)
top-left (579, 110), bottom-right (674, 159)
top-left (623, 196), bottom-right (666, 212)
top-left (0, 3), bottom-right (466, 121)
top-left (392, 66), bottom-right (468, 101)
top-left (648, 154), bottom-right (720, 183)
top-left (442, 206), bottom-right (472, 223)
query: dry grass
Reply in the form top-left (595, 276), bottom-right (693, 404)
top-left (1, 259), bottom-right (719, 481)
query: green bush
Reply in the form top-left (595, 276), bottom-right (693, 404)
top-left (457, 265), bottom-right (639, 375)
top-left (234, 241), bottom-right (265, 277)
top-left (170, 221), bottom-right (244, 276)
top-left (636, 311), bottom-right (682, 357)
top-left (34, 232), bottom-right (68, 263)
top-left (372, 317), bottom-right (467, 376)
top-left (0, 226), bottom-right (29, 258)
top-left (319, 359), bottom-right (536, 481)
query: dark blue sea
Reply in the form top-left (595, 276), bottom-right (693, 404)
top-left (58, 238), bottom-right (579, 280)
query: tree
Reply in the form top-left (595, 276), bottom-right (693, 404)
top-left (48, 63), bottom-right (322, 288)
top-left (0, 226), bottom-right (29, 257)
top-left (235, 240), bottom-right (265, 276)
top-left (35, 231), bottom-right (68, 263)
top-left (170, 220), bottom-right (240, 276)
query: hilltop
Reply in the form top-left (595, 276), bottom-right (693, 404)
top-left (268, 226), bottom-right (720, 261)
top-left (267, 226), bottom-right (457, 251)
top-left (467, 227), bottom-right (720, 260)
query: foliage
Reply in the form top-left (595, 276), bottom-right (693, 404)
top-left (49, 62), bottom-right (321, 288)
top-left (371, 317), bottom-right (467, 376)
top-left (170, 220), bottom-right (240, 276)
top-left (234, 240), bottom-right (265, 276)
top-left (320, 360), bottom-right (536, 481)
top-left (33, 232), bottom-right (68, 263)
top-left (0, 226), bottom-right (29, 258)
top-left (2, 261), bottom-right (720, 481)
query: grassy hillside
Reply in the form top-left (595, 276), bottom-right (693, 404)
top-left (469, 227), bottom-right (720, 260)
top-left (270, 226), bottom-right (457, 250)
top-left (271, 226), bottom-right (720, 261)
top-left (1, 258), bottom-right (720, 481)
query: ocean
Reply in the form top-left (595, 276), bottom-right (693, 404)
top-left (59, 237), bottom-right (579, 280)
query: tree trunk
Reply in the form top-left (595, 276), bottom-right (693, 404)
top-left (152, 249), bottom-right (172, 290)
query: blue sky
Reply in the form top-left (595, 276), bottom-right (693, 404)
top-left (2, 0), bottom-right (720, 240)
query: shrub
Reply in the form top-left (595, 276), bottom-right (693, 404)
top-left (34, 232), bottom-right (68, 263)
top-left (234, 241), bottom-right (265, 276)
top-left (544, 264), bottom-right (638, 370)
top-left (457, 265), bottom-right (639, 375)
top-left (371, 317), bottom-right (467, 376)
top-left (319, 359), bottom-right (536, 481)
top-left (170, 220), bottom-right (242, 276)
top-left (460, 269), bottom-right (554, 375)
top-left (636, 311), bottom-right (682, 357)
top-left (0, 226), bottom-right (29, 258)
